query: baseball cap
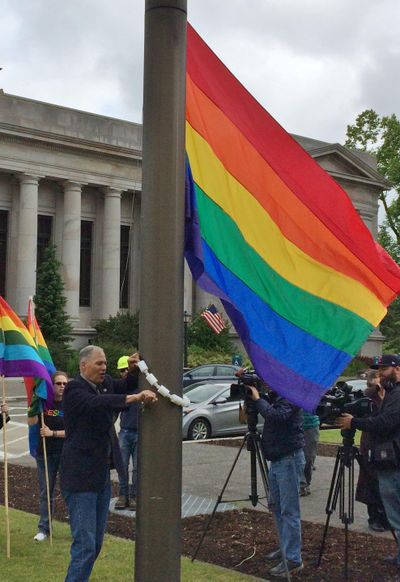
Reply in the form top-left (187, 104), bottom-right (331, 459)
top-left (117, 355), bottom-right (129, 370)
top-left (370, 354), bottom-right (400, 369)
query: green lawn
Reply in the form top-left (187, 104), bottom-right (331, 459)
top-left (319, 427), bottom-right (361, 445)
top-left (0, 506), bottom-right (261, 581)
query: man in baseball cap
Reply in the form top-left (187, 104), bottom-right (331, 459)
top-left (370, 354), bottom-right (400, 369)
top-left (337, 354), bottom-right (400, 567)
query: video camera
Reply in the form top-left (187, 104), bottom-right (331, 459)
top-left (316, 381), bottom-right (373, 425)
top-left (230, 370), bottom-right (268, 433)
top-left (230, 370), bottom-right (265, 401)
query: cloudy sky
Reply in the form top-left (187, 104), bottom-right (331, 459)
top-left (0, 0), bottom-right (399, 144)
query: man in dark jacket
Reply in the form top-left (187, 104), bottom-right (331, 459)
top-left (337, 354), bottom-right (400, 567)
top-left (61, 346), bottom-right (157, 582)
top-left (248, 386), bottom-right (305, 578)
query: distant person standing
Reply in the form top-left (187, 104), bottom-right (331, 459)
top-left (115, 355), bottom-right (139, 510)
top-left (27, 371), bottom-right (67, 541)
top-left (355, 370), bottom-right (390, 532)
top-left (300, 411), bottom-right (320, 496)
top-left (0, 402), bottom-right (10, 429)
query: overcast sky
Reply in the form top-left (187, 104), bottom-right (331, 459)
top-left (0, 0), bottom-right (399, 144)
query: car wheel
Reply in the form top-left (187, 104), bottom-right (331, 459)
top-left (188, 418), bottom-right (211, 440)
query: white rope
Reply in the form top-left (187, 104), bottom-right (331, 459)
top-left (137, 360), bottom-right (190, 407)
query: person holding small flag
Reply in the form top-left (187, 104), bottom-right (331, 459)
top-left (28, 370), bottom-right (68, 541)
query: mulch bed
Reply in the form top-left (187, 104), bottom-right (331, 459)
top-left (0, 462), bottom-right (398, 581)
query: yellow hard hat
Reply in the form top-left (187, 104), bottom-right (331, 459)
top-left (117, 355), bottom-right (129, 370)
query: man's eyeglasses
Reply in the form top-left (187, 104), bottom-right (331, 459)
top-left (55, 381), bottom-right (67, 386)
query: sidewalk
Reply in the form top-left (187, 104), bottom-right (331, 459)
top-left (181, 441), bottom-right (392, 538)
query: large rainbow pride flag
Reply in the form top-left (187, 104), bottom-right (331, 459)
top-left (185, 24), bottom-right (400, 410)
top-left (0, 296), bottom-right (54, 409)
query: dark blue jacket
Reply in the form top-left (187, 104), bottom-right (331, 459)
top-left (60, 371), bottom-right (138, 492)
top-left (255, 394), bottom-right (304, 461)
top-left (120, 374), bottom-right (140, 431)
top-left (352, 382), bottom-right (400, 465)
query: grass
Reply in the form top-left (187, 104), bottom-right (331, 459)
top-left (319, 428), bottom-right (361, 446)
top-left (0, 506), bottom-right (261, 581)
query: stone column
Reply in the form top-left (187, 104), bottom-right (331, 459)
top-left (15, 174), bottom-right (41, 316)
top-left (129, 192), bottom-right (141, 311)
top-left (101, 187), bottom-right (121, 318)
top-left (62, 181), bottom-right (82, 323)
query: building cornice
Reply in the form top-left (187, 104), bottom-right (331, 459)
top-left (0, 122), bottom-right (142, 163)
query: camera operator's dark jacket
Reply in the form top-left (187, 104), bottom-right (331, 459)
top-left (351, 382), bottom-right (400, 466)
top-left (60, 371), bottom-right (139, 492)
top-left (255, 394), bottom-right (304, 461)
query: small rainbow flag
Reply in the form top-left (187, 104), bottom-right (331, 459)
top-left (24, 297), bottom-right (56, 407)
top-left (185, 25), bottom-right (400, 410)
top-left (0, 296), bottom-right (54, 408)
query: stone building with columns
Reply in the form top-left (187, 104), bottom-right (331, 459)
top-left (0, 90), bottom-right (390, 355)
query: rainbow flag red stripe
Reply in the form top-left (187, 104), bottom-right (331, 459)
top-left (0, 296), bottom-right (54, 408)
top-left (185, 24), bottom-right (400, 410)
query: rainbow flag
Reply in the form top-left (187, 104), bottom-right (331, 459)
top-left (0, 296), bottom-right (54, 409)
top-left (185, 25), bottom-right (400, 410)
top-left (24, 298), bottom-right (56, 406)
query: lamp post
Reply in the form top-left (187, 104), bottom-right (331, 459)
top-left (183, 310), bottom-right (191, 369)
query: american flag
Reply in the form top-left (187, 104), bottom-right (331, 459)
top-left (201, 304), bottom-right (226, 334)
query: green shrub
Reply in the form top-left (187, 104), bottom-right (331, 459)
top-left (94, 312), bottom-right (139, 346)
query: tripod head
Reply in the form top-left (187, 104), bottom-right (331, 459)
top-left (340, 427), bottom-right (356, 448)
top-left (339, 427), bottom-right (359, 468)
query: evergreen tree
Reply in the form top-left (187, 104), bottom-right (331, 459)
top-left (34, 243), bottom-right (72, 345)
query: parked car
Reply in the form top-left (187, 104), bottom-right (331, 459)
top-left (344, 378), bottom-right (367, 393)
top-left (183, 364), bottom-right (240, 388)
top-left (182, 381), bottom-right (264, 440)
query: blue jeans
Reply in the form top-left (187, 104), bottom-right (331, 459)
top-left (36, 453), bottom-right (61, 535)
top-left (268, 449), bottom-right (305, 564)
top-left (118, 428), bottom-right (138, 497)
top-left (300, 426), bottom-right (320, 487)
top-left (378, 469), bottom-right (400, 563)
top-left (63, 476), bottom-right (111, 582)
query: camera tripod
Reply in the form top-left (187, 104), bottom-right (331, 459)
top-left (191, 413), bottom-right (292, 581)
top-left (317, 428), bottom-right (361, 580)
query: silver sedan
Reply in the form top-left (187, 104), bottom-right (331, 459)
top-left (182, 381), bottom-right (264, 440)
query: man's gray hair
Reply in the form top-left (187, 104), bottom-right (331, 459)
top-left (79, 345), bottom-right (104, 363)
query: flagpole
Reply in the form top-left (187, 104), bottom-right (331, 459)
top-left (40, 411), bottom-right (53, 546)
top-left (2, 376), bottom-right (10, 558)
top-left (30, 298), bottom-right (53, 545)
top-left (136, 1), bottom-right (187, 580)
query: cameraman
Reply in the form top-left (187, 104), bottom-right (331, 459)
top-left (248, 385), bottom-right (305, 577)
top-left (337, 354), bottom-right (400, 566)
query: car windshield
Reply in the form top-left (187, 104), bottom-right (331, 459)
top-left (184, 384), bottom-right (226, 403)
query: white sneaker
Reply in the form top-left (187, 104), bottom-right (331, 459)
top-left (34, 532), bottom-right (47, 542)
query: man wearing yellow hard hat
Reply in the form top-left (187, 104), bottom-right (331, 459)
top-left (115, 355), bottom-right (139, 510)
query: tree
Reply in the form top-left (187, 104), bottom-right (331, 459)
top-left (187, 310), bottom-right (234, 353)
top-left (34, 244), bottom-right (72, 346)
top-left (345, 109), bottom-right (400, 246)
top-left (346, 110), bottom-right (400, 350)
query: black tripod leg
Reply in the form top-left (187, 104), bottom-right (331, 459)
top-left (250, 443), bottom-right (258, 506)
top-left (254, 439), bottom-right (269, 499)
top-left (253, 439), bottom-right (291, 582)
top-left (317, 452), bottom-right (344, 567)
top-left (191, 434), bottom-right (249, 562)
